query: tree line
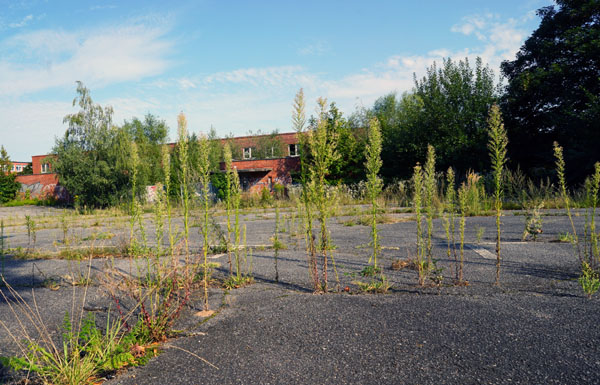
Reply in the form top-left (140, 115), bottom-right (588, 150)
top-left (1, 0), bottom-right (595, 207)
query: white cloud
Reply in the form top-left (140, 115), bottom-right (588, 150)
top-left (297, 41), bottom-right (329, 56)
top-left (9, 14), bottom-right (33, 28)
top-left (0, 22), bottom-right (173, 96)
top-left (0, 100), bottom-right (72, 160)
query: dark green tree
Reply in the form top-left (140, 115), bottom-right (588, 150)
top-left (0, 146), bottom-right (20, 203)
top-left (370, 57), bottom-right (498, 180)
top-left (53, 82), bottom-right (134, 207)
top-left (501, 0), bottom-right (600, 182)
top-left (122, 114), bottom-right (169, 191)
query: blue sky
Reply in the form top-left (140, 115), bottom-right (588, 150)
top-left (0, 0), bottom-right (551, 161)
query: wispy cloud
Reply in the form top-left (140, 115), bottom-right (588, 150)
top-left (90, 4), bottom-right (117, 11)
top-left (297, 41), bottom-right (329, 56)
top-left (0, 21), bottom-right (173, 96)
top-left (9, 14), bottom-right (33, 28)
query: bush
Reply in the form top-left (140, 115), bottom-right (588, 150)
top-left (0, 173), bottom-right (19, 203)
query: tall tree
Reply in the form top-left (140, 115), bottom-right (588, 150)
top-left (370, 57), bottom-right (498, 180)
top-left (0, 146), bottom-right (19, 203)
top-left (53, 82), bottom-right (133, 207)
top-left (501, 0), bottom-right (600, 182)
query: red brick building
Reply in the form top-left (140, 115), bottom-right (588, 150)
top-left (15, 155), bottom-right (66, 200)
top-left (218, 132), bottom-right (300, 193)
top-left (8, 161), bottom-right (31, 174)
top-left (15, 132), bottom-right (300, 199)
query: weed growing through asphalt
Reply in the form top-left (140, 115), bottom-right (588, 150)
top-left (162, 144), bottom-right (176, 263)
top-left (554, 142), bottom-right (600, 297)
top-left (522, 201), bottom-right (543, 241)
top-left (273, 201), bottom-right (282, 282)
top-left (0, 261), bottom-right (156, 385)
top-left (424, 144), bottom-right (437, 275)
top-left (488, 104), bottom-right (508, 286)
top-left (457, 182), bottom-right (468, 283)
top-left (25, 215), bottom-right (36, 252)
top-left (579, 261), bottom-right (600, 298)
top-left (223, 143), bottom-right (234, 276)
top-left (412, 163), bottom-right (426, 286)
top-left (308, 98), bottom-right (341, 291)
top-left (0, 220), bottom-right (4, 280)
top-left (443, 167), bottom-right (458, 278)
top-left (178, 112), bottom-right (191, 273)
top-left (476, 226), bottom-right (485, 244)
top-left (293, 89), bottom-right (319, 290)
top-left (364, 117), bottom-right (383, 276)
top-left (196, 133), bottom-right (213, 312)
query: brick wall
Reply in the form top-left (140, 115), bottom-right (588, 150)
top-left (16, 173), bottom-right (67, 201)
top-left (220, 157), bottom-right (300, 193)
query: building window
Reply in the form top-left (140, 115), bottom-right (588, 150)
top-left (41, 163), bottom-right (50, 173)
top-left (16, 165), bottom-right (22, 172)
top-left (288, 143), bottom-right (299, 157)
top-left (243, 147), bottom-right (252, 159)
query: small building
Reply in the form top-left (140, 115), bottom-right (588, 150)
top-left (8, 161), bottom-right (31, 174)
top-left (16, 155), bottom-right (66, 201)
top-left (218, 132), bottom-right (300, 193)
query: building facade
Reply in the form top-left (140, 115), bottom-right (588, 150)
top-left (14, 132), bottom-right (301, 199)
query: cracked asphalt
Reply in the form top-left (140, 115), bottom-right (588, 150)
top-left (1, 206), bottom-right (599, 384)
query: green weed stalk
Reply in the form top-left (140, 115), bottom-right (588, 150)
top-left (365, 117), bottom-right (383, 273)
top-left (293, 89), bottom-right (319, 290)
top-left (488, 104), bottom-right (507, 286)
top-left (424, 144), bottom-right (436, 273)
top-left (309, 98), bottom-right (340, 292)
top-left (457, 183), bottom-right (468, 283)
top-left (197, 133), bottom-right (212, 311)
top-left (412, 163), bottom-right (426, 286)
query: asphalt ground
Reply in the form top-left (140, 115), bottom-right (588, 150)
top-left (1, 206), bottom-right (599, 384)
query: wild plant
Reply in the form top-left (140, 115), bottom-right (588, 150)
top-left (579, 261), bottom-right (600, 298)
top-left (443, 167), bottom-right (457, 277)
top-left (488, 104), bottom-right (508, 285)
top-left (293, 89), bottom-right (319, 290)
top-left (457, 182), bottom-right (468, 283)
top-left (553, 142), bottom-right (580, 253)
top-left (273, 202), bottom-right (281, 282)
top-left (61, 209), bottom-right (69, 246)
top-left (553, 142), bottom-right (600, 297)
top-left (583, 163), bottom-right (600, 268)
top-left (162, 144), bottom-right (176, 263)
top-left (364, 117), bottom-right (383, 276)
top-left (152, 184), bottom-right (166, 278)
top-left (196, 133), bottom-right (213, 312)
top-left (25, 215), bottom-right (36, 251)
top-left (412, 163), bottom-right (426, 286)
top-left (129, 141), bottom-right (140, 253)
top-left (223, 143), bottom-right (234, 276)
top-left (0, 260), bottom-right (155, 385)
top-left (1, 220), bottom-right (4, 279)
top-left (522, 201), bottom-right (544, 241)
top-left (177, 112), bottom-right (191, 270)
top-left (424, 144), bottom-right (437, 272)
top-left (309, 98), bottom-right (340, 292)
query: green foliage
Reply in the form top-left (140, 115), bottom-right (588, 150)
top-left (457, 182), bottom-right (468, 283)
top-left (53, 83), bottom-right (168, 208)
top-left (488, 104), bottom-right (508, 285)
top-left (423, 145), bottom-right (436, 269)
top-left (0, 146), bottom-right (20, 204)
top-left (502, 0), bottom-right (600, 182)
top-left (365, 117), bottom-right (383, 269)
top-left (370, 57), bottom-right (498, 181)
top-left (1, 311), bottom-right (154, 385)
top-left (308, 98), bottom-right (341, 292)
top-left (579, 261), bottom-right (600, 299)
top-left (412, 163), bottom-right (426, 286)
